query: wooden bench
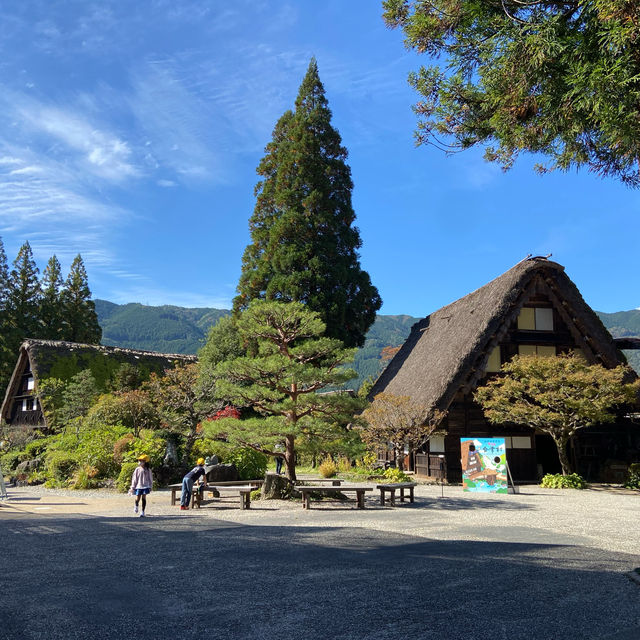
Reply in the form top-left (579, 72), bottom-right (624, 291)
top-left (295, 478), bottom-right (343, 487)
top-left (169, 480), bottom-right (262, 508)
top-left (376, 482), bottom-right (417, 506)
top-left (198, 485), bottom-right (254, 510)
top-left (297, 485), bottom-right (373, 509)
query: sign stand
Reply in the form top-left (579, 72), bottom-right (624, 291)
top-left (505, 459), bottom-right (519, 494)
top-left (438, 455), bottom-right (445, 498)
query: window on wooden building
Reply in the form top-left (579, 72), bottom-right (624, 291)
top-left (518, 345), bottom-right (556, 357)
top-left (27, 376), bottom-right (35, 390)
top-left (429, 436), bottom-right (445, 453)
top-left (485, 346), bottom-right (501, 372)
top-left (504, 436), bottom-right (532, 449)
top-left (517, 307), bottom-right (554, 331)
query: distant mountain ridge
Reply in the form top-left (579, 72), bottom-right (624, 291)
top-left (94, 300), bottom-right (228, 354)
top-left (94, 300), bottom-right (640, 384)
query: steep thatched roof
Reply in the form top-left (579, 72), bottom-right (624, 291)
top-left (1, 339), bottom-right (197, 425)
top-left (22, 339), bottom-right (196, 383)
top-left (370, 258), bottom-right (627, 414)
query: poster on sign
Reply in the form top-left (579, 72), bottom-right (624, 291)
top-left (460, 438), bottom-right (508, 493)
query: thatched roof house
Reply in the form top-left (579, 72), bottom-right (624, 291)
top-left (371, 257), bottom-right (639, 482)
top-left (1, 339), bottom-right (196, 430)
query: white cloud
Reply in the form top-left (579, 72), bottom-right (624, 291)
top-left (15, 102), bottom-right (140, 182)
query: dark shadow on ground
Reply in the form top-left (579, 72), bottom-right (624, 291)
top-left (416, 496), bottom-right (534, 511)
top-left (1, 513), bottom-right (638, 640)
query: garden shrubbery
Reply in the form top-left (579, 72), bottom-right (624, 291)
top-left (624, 463), bottom-right (640, 490)
top-left (540, 473), bottom-right (588, 489)
top-left (318, 456), bottom-right (337, 478)
top-left (225, 447), bottom-right (267, 480)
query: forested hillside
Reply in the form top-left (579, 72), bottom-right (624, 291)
top-left (95, 301), bottom-right (640, 388)
top-left (95, 300), bottom-right (418, 387)
top-left (95, 300), bottom-right (228, 354)
top-left (597, 310), bottom-right (640, 374)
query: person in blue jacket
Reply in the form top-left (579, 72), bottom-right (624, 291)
top-left (180, 457), bottom-right (207, 510)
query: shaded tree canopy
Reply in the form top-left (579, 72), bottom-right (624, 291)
top-left (234, 58), bottom-right (381, 347)
top-left (474, 353), bottom-right (639, 475)
top-left (383, 0), bottom-right (640, 186)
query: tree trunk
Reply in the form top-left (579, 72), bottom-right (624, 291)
top-left (284, 434), bottom-right (296, 482)
top-left (553, 435), bottom-right (572, 475)
top-left (262, 472), bottom-right (294, 500)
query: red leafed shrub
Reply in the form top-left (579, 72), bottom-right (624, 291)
top-left (209, 406), bottom-right (241, 421)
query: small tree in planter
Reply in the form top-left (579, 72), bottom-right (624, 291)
top-left (475, 353), bottom-right (639, 476)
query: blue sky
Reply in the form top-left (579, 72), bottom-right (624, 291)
top-left (0, 1), bottom-right (638, 317)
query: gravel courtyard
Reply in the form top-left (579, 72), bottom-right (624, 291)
top-left (1, 483), bottom-right (638, 640)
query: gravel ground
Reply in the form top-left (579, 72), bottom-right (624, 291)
top-left (1, 482), bottom-right (639, 640)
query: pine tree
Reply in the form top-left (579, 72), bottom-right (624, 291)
top-left (234, 58), bottom-right (381, 348)
top-left (209, 300), bottom-right (364, 481)
top-left (0, 237), bottom-right (8, 313)
top-left (60, 255), bottom-right (102, 344)
top-left (6, 241), bottom-right (42, 340)
top-left (39, 255), bottom-right (64, 340)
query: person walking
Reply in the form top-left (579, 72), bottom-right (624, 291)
top-left (130, 454), bottom-right (153, 517)
top-left (180, 457), bottom-right (207, 510)
top-left (274, 443), bottom-right (284, 475)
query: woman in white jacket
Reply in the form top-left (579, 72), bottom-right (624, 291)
top-left (130, 454), bottom-right (153, 517)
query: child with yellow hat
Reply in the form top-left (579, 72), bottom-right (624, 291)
top-left (130, 454), bottom-right (153, 517)
top-left (180, 457), bottom-right (207, 510)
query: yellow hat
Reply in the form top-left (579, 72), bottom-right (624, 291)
top-left (137, 454), bottom-right (150, 463)
top-left (197, 457), bottom-right (205, 465)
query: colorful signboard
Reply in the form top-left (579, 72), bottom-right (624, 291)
top-left (460, 438), bottom-right (508, 493)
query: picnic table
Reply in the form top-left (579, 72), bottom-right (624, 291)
top-left (376, 482), bottom-right (417, 506)
top-left (169, 480), bottom-right (262, 509)
top-left (199, 485), bottom-right (254, 510)
top-left (297, 485), bottom-right (373, 509)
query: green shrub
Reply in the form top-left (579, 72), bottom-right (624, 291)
top-left (113, 433), bottom-right (135, 464)
top-left (120, 429), bottom-right (166, 467)
top-left (116, 462), bottom-right (139, 492)
top-left (225, 447), bottom-right (267, 480)
top-left (540, 473), bottom-right (587, 489)
top-left (71, 465), bottom-right (101, 490)
top-left (190, 438), bottom-right (229, 463)
top-left (76, 423), bottom-right (130, 478)
top-left (337, 457), bottom-right (352, 474)
top-left (45, 450), bottom-right (79, 485)
top-left (1, 451), bottom-right (23, 472)
top-left (624, 463), bottom-right (640, 490)
top-left (381, 467), bottom-right (412, 483)
top-left (27, 470), bottom-right (47, 485)
top-left (250, 488), bottom-right (261, 500)
top-left (24, 437), bottom-right (50, 459)
top-left (318, 456), bottom-right (337, 478)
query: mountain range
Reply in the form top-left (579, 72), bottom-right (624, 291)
top-left (94, 300), bottom-right (640, 386)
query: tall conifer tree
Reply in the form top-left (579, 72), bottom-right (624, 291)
top-left (234, 59), bottom-right (381, 348)
top-left (40, 255), bottom-right (64, 340)
top-left (6, 241), bottom-right (42, 340)
top-left (0, 237), bottom-right (8, 312)
top-left (61, 255), bottom-right (102, 343)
